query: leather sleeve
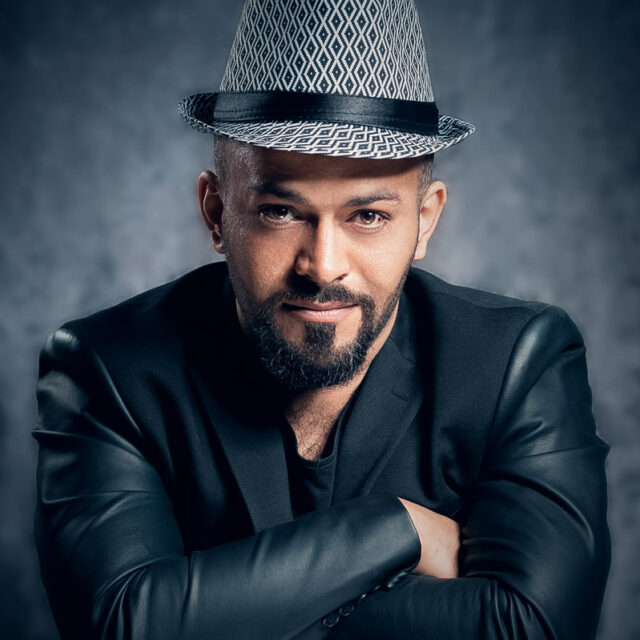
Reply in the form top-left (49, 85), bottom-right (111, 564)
top-left (33, 328), bottom-right (421, 640)
top-left (330, 305), bottom-right (611, 640)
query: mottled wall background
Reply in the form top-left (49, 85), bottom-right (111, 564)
top-left (1, 0), bottom-right (638, 637)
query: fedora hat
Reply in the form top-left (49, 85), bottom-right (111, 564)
top-left (179, 0), bottom-right (474, 159)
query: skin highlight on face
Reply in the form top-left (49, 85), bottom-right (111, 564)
top-left (199, 138), bottom-right (446, 392)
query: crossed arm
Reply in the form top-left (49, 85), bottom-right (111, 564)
top-left (33, 306), bottom-right (610, 640)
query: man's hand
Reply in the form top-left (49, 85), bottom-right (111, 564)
top-left (397, 498), bottom-right (460, 579)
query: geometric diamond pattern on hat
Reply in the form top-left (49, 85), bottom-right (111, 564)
top-left (179, 0), bottom-right (475, 158)
top-left (221, 0), bottom-right (433, 101)
top-left (210, 115), bottom-right (474, 158)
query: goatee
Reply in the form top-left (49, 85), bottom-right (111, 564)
top-left (229, 267), bottom-right (409, 392)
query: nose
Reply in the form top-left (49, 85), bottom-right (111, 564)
top-left (294, 219), bottom-right (350, 286)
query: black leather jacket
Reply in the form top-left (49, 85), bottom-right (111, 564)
top-left (33, 264), bottom-right (610, 639)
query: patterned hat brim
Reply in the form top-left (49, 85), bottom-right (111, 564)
top-left (179, 93), bottom-right (474, 159)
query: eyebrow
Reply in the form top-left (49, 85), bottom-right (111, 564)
top-left (343, 190), bottom-right (401, 207)
top-left (250, 181), bottom-right (311, 205)
top-left (251, 181), bottom-right (401, 208)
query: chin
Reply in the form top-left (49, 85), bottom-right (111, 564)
top-left (254, 320), bottom-right (371, 392)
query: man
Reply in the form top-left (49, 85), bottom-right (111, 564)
top-left (33, 1), bottom-right (610, 639)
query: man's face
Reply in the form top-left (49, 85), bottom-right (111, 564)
top-left (199, 142), bottom-right (444, 391)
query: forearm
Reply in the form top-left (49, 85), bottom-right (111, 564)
top-left (110, 496), bottom-right (417, 640)
top-left (330, 575), bottom-right (549, 640)
top-left (36, 483), bottom-right (419, 640)
top-left (327, 453), bottom-right (609, 640)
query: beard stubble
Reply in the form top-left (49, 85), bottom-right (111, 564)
top-left (226, 257), bottom-right (411, 392)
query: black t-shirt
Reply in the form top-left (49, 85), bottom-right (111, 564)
top-left (283, 394), bottom-right (357, 517)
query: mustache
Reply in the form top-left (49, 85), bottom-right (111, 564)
top-left (257, 278), bottom-right (374, 315)
top-left (278, 283), bottom-right (363, 305)
top-left (283, 285), bottom-right (359, 305)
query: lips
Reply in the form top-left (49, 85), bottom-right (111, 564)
top-left (282, 300), bottom-right (358, 322)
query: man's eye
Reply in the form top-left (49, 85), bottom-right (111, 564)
top-left (260, 206), bottom-right (296, 223)
top-left (354, 211), bottom-right (387, 228)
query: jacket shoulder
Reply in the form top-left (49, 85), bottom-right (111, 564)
top-left (40, 262), bottom-right (229, 381)
top-left (403, 268), bottom-right (559, 362)
top-left (52, 263), bottom-right (226, 347)
top-left (406, 267), bottom-right (583, 357)
top-left (400, 269), bottom-right (586, 468)
top-left (407, 267), bottom-right (549, 314)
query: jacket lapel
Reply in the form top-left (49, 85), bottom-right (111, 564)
top-left (333, 294), bottom-right (425, 503)
top-left (189, 367), bottom-right (293, 533)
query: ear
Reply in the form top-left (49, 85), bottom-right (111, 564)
top-left (413, 180), bottom-right (447, 261)
top-left (198, 170), bottom-right (225, 254)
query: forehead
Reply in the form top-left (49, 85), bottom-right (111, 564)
top-left (222, 141), bottom-right (422, 192)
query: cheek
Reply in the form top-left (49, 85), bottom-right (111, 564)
top-left (349, 224), bottom-right (417, 285)
top-left (225, 223), bottom-right (298, 298)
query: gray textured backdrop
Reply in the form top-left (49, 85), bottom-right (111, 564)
top-left (1, 0), bottom-right (638, 638)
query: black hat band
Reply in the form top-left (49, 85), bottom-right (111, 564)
top-left (209, 91), bottom-right (440, 136)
